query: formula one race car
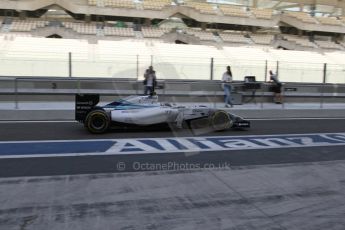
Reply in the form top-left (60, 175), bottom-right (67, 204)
top-left (75, 94), bottom-right (250, 134)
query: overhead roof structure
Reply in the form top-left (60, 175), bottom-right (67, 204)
top-left (212, 0), bottom-right (345, 14)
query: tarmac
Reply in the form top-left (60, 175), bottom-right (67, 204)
top-left (0, 102), bottom-right (344, 120)
top-left (1, 160), bottom-right (345, 230)
top-left (0, 110), bottom-right (345, 229)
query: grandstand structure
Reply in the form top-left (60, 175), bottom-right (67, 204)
top-left (0, 0), bottom-right (345, 83)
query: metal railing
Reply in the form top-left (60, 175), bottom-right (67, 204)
top-left (1, 77), bottom-right (345, 110)
top-left (1, 52), bottom-right (345, 84)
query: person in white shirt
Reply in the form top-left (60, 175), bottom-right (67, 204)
top-left (144, 66), bottom-right (157, 96)
top-left (222, 66), bottom-right (233, 108)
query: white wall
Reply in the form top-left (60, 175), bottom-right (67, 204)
top-left (0, 36), bottom-right (344, 83)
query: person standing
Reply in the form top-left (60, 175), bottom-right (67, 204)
top-left (222, 66), bottom-right (234, 108)
top-left (269, 70), bottom-right (283, 104)
top-left (144, 66), bottom-right (157, 96)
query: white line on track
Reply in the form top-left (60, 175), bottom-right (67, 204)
top-left (0, 120), bottom-right (77, 123)
top-left (0, 132), bottom-right (344, 144)
top-left (250, 117), bottom-right (345, 121)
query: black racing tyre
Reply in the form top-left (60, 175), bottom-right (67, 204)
top-left (85, 109), bottom-right (110, 134)
top-left (189, 117), bottom-right (210, 129)
top-left (181, 120), bottom-right (191, 129)
top-left (210, 110), bottom-right (233, 131)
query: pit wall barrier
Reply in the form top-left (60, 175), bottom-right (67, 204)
top-left (1, 77), bottom-right (345, 104)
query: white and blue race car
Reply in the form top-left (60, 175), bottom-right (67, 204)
top-left (75, 94), bottom-right (250, 134)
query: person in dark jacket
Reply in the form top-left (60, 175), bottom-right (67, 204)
top-left (144, 66), bottom-right (157, 96)
top-left (269, 70), bottom-right (283, 104)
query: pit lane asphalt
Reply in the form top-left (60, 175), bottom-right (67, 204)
top-left (1, 118), bottom-right (345, 141)
top-left (1, 119), bottom-right (345, 177)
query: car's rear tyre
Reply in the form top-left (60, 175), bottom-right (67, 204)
top-left (85, 109), bottom-right (110, 134)
top-left (210, 110), bottom-right (233, 131)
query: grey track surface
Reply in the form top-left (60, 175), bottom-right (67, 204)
top-left (1, 120), bottom-right (345, 230)
top-left (1, 162), bottom-right (345, 230)
top-left (1, 119), bottom-right (345, 141)
top-left (1, 119), bottom-right (345, 178)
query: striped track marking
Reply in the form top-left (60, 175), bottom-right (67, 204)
top-left (1, 132), bottom-right (345, 159)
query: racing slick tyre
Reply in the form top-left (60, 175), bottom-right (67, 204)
top-left (85, 109), bottom-right (110, 134)
top-left (181, 118), bottom-right (210, 130)
top-left (189, 118), bottom-right (211, 129)
top-left (181, 120), bottom-right (191, 129)
top-left (210, 110), bottom-right (233, 131)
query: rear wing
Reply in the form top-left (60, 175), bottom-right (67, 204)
top-left (75, 94), bottom-right (100, 122)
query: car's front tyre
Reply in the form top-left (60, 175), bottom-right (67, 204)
top-left (210, 110), bottom-right (233, 131)
top-left (85, 109), bottom-right (110, 134)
